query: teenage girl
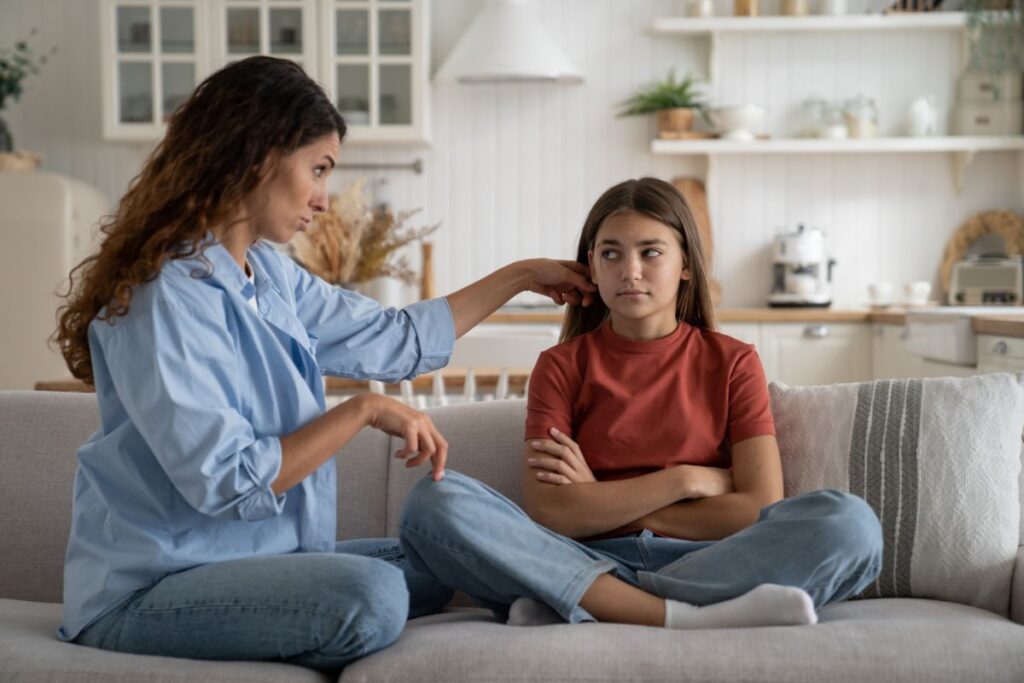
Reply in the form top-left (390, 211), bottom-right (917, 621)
top-left (398, 177), bottom-right (883, 629)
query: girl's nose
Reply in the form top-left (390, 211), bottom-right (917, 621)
top-left (622, 253), bottom-right (643, 280)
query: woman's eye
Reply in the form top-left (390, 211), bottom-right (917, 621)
top-left (600, 250), bottom-right (619, 260)
top-left (314, 166), bottom-right (326, 178)
top-left (643, 248), bottom-right (662, 258)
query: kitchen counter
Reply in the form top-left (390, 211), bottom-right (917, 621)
top-left (487, 306), bottom-right (897, 325)
top-left (973, 315), bottom-right (1024, 339)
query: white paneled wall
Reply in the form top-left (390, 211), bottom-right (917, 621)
top-left (2, 0), bottom-right (1022, 308)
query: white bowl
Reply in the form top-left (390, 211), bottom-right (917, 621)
top-left (709, 105), bottom-right (766, 140)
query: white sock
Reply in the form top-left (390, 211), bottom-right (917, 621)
top-left (506, 597), bottom-right (565, 626)
top-left (664, 584), bottom-right (817, 630)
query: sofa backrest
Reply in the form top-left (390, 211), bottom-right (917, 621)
top-left (2, 390), bottom-right (1019, 606)
top-left (0, 391), bottom-right (395, 603)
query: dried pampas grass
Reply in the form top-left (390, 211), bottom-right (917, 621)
top-left (291, 179), bottom-right (439, 286)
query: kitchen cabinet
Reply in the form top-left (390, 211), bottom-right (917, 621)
top-left (99, 0), bottom-right (430, 143)
top-left (977, 334), bottom-right (1024, 375)
top-left (759, 322), bottom-right (872, 386)
top-left (210, 0), bottom-right (319, 75)
top-left (100, 0), bottom-right (210, 140)
top-left (717, 322), bottom-right (761, 349)
top-left (870, 324), bottom-right (925, 380)
top-left (319, 0), bottom-right (430, 144)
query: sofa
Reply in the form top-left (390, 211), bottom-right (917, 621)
top-left (2, 387), bottom-right (1024, 682)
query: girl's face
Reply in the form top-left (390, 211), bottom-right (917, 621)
top-left (588, 211), bottom-right (690, 334)
top-left (244, 132), bottom-right (340, 244)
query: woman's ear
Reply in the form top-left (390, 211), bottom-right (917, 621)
top-left (587, 250), bottom-right (595, 279)
top-left (681, 259), bottom-right (692, 281)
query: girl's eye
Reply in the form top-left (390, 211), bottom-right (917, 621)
top-left (600, 249), bottom-right (619, 260)
top-left (314, 166), bottom-right (327, 178)
top-left (642, 248), bottom-right (662, 258)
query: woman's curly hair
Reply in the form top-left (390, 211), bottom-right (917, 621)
top-left (55, 56), bottom-right (345, 384)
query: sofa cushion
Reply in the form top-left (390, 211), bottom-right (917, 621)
top-left (341, 599), bottom-right (1024, 683)
top-left (769, 374), bottom-right (1024, 616)
top-left (0, 599), bottom-right (332, 683)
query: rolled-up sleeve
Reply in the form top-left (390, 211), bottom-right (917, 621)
top-left (101, 299), bottom-right (286, 521)
top-left (285, 256), bottom-right (455, 381)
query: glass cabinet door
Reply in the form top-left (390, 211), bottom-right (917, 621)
top-left (214, 0), bottom-right (318, 78)
top-left (323, 0), bottom-right (427, 143)
top-left (104, 0), bottom-right (206, 138)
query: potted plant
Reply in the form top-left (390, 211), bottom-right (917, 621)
top-left (618, 69), bottom-right (709, 138)
top-left (0, 29), bottom-right (56, 153)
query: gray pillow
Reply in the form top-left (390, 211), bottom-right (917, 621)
top-left (769, 373), bottom-right (1024, 616)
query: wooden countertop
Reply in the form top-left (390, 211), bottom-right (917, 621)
top-left (488, 307), bottom-right (893, 324)
top-left (973, 315), bottom-right (1024, 339)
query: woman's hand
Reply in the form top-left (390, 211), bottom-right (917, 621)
top-left (357, 394), bottom-right (447, 481)
top-left (679, 464), bottom-right (734, 499)
top-left (518, 259), bottom-right (597, 307)
top-left (527, 427), bottom-right (596, 485)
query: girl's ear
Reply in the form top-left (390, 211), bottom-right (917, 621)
top-left (587, 250), bottom-right (595, 277)
top-left (681, 259), bottom-right (692, 281)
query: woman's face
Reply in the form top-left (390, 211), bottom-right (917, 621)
top-left (245, 132), bottom-right (340, 244)
top-left (588, 211), bottom-right (690, 330)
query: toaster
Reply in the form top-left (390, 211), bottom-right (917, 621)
top-left (948, 254), bottom-right (1024, 305)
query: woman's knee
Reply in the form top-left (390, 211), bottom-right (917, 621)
top-left (400, 469), bottom-right (482, 530)
top-left (315, 555), bottom-right (409, 656)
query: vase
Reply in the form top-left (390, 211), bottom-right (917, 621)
top-left (0, 116), bottom-right (12, 153)
top-left (359, 276), bottom-right (406, 309)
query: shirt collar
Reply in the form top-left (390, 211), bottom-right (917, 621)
top-left (195, 234), bottom-right (279, 302)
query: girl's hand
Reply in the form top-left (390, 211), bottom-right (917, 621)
top-left (519, 259), bottom-right (597, 307)
top-left (527, 427), bottom-right (597, 485)
top-left (679, 464), bottom-right (734, 499)
top-left (358, 394), bottom-right (447, 481)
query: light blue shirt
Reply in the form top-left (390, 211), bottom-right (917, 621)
top-left (58, 239), bottom-right (454, 640)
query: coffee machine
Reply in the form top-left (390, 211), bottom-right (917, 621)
top-left (768, 224), bottom-right (836, 308)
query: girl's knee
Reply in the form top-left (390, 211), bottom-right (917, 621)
top-left (799, 490), bottom-right (883, 563)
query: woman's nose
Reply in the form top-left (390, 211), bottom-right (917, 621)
top-left (622, 254), bottom-right (642, 280)
top-left (310, 188), bottom-right (328, 213)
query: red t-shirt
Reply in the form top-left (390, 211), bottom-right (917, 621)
top-left (525, 322), bottom-right (775, 482)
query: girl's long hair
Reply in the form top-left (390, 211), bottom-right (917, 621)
top-left (560, 177), bottom-right (715, 343)
top-left (55, 56), bottom-right (345, 385)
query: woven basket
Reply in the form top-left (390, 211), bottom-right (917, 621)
top-left (0, 151), bottom-right (41, 172)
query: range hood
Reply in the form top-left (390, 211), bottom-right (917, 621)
top-left (435, 0), bottom-right (583, 85)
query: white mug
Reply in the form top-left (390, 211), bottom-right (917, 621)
top-left (907, 96), bottom-right (938, 137)
top-left (904, 281), bottom-right (932, 306)
top-left (868, 282), bottom-right (894, 307)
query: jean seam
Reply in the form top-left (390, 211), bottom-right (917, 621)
top-left (127, 602), bottom-right (369, 621)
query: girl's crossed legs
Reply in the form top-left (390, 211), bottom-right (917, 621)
top-left (399, 470), bottom-right (883, 627)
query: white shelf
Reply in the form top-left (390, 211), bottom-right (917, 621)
top-left (651, 12), bottom-right (969, 34)
top-left (651, 136), bottom-right (1024, 155)
top-left (652, 136), bottom-right (1024, 194)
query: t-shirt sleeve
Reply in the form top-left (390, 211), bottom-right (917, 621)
top-left (726, 345), bottom-right (776, 445)
top-left (524, 348), bottom-right (576, 441)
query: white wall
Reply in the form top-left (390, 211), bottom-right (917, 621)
top-left (2, 0), bottom-right (1021, 308)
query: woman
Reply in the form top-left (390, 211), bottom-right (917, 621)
top-left (54, 55), bottom-right (594, 670)
top-left (399, 177), bottom-right (883, 629)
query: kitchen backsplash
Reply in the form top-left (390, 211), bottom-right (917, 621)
top-left (3, 0), bottom-right (1022, 308)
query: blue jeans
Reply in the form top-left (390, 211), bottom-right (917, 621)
top-left (399, 470), bottom-right (883, 623)
top-left (75, 539), bottom-right (453, 671)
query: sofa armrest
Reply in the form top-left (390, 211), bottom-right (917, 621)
top-left (1013, 546), bottom-right (1024, 625)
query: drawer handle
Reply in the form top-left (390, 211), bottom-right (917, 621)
top-left (803, 325), bottom-right (830, 339)
top-left (992, 341), bottom-right (1009, 356)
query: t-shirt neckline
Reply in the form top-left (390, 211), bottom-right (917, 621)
top-left (599, 320), bottom-right (687, 354)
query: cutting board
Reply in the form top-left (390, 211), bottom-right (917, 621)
top-left (672, 177), bottom-right (721, 305)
